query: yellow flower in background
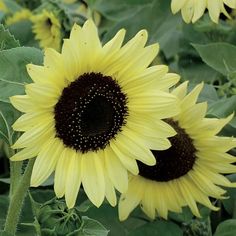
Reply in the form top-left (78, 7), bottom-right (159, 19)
top-left (5, 9), bottom-right (32, 25)
top-left (10, 20), bottom-right (180, 209)
top-left (119, 82), bottom-right (236, 221)
top-left (31, 10), bottom-right (61, 51)
top-left (171, 0), bottom-right (236, 23)
top-left (0, 0), bottom-right (7, 12)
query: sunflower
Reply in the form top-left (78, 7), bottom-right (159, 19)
top-left (10, 20), bottom-right (180, 209)
top-left (171, 0), bottom-right (236, 23)
top-left (118, 82), bottom-right (236, 221)
top-left (5, 9), bottom-right (32, 25)
top-left (31, 9), bottom-right (61, 51)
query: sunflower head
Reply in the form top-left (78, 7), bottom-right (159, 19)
top-left (5, 9), bottom-right (32, 26)
top-left (10, 20), bottom-right (180, 209)
top-left (171, 0), bottom-right (236, 23)
top-left (31, 9), bottom-right (61, 51)
top-left (119, 82), bottom-right (236, 221)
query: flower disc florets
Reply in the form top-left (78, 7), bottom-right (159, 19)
top-left (54, 72), bottom-right (128, 153)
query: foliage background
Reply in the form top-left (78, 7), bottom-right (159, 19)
top-left (0, 0), bottom-right (236, 235)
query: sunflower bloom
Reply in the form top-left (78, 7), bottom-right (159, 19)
top-left (10, 20), bottom-right (180, 209)
top-left (119, 82), bottom-right (236, 221)
top-left (31, 9), bottom-right (61, 51)
top-left (6, 9), bottom-right (32, 25)
top-left (171, 0), bottom-right (236, 23)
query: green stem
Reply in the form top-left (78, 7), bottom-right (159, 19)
top-left (5, 145), bottom-right (22, 196)
top-left (207, 217), bottom-right (212, 236)
top-left (9, 161), bottom-right (23, 196)
top-left (3, 159), bottom-right (35, 235)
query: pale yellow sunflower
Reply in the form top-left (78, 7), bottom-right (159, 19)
top-left (31, 9), bottom-right (61, 51)
top-left (5, 9), bottom-right (32, 25)
top-left (171, 0), bottom-right (236, 23)
top-left (119, 82), bottom-right (236, 221)
top-left (10, 20), bottom-right (180, 209)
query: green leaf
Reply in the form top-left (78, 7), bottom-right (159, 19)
top-left (30, 189), bottom-right (56, 204)
top-left (8, 21), bottom-right (37, 47)
top-left (0, 178), bottom-right (10, 184)
top-left (89, 0), bottom-right (153, 21)
top-left (188, 83), bottom-right (219, 104)
top-left (0, 195), bottom-right (9, 232)
top-left (222, 174), bottom-right (236, 216)
top-left (73, 217), bottom-right (109, 236)
top-left (101, 0), bottom-right (182, 59)
top-left (207, 96), bottom-right (236, 136)
top-left (208, 95), bottom-right (236, 118)
top-left (77, 199), bottom-right (94, 213)
top-left (3, 0), bottom-right (21, 13)
top-left (0, 231), bottom-right (14, 236)
top-left (214, 219), bottom-right (236, 236)
top-left (0, 47), bottom-right (43, 103)
top-left (86, 204), bottom-right (126, 236)
top-left (169, 207), bottom-right (193, 223)
top-left (0, 47), bottom-right (42, 143)
top-left (86, 204), bottom-right (147, 235)
top-left (0, 24), bottom-right (20, 50)
top-left (193, 43), bottom-right (236, 76)
top-left (0, 101), bottom-right (20, 144)
top-left (128, 220), bottom-right (183, 236)
top-left (179, 59), bottom-right (221, 84)
top-left (0, 195), bottom-right (9, 219)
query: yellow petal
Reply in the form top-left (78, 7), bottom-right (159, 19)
top-left (10, 95), bottom-right (35, 113)
top-left (12, 121), bottom-right (54, 149)
top-left (181, 0), bottom-right (194, 23)
top-left (110, 140), bottom-right (139, 175)
top-left (12, 111), bottom-right (53, 131)
top-left (31, 138), bottom-right (63, 186)
top-left (65, 151), bottom-right (82, 209)
top-left (192, 0), bottom-right (206, 22)
top-left (181, 82), bottom-right (204, 112)
top-left (118, 176), bottom-right (144, 221)
top-left (104, 173), bottom-right (117, 207)
top-left (171, 0), bottom-right (188, 13)
top-left (81, 152), bottom-right (105, 207)
top-left (207, 0), bottom-right (221, 23)
top-left (10, 145), bottom-right (40, 161)
top-left (54, 148), bottom-right (71, 198)
top-left (141, 181), bottom-right (156, 219)
top-left (104, 147), bottom-right (128, 193)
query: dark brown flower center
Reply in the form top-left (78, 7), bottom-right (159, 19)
top-left (54, 72), bottom-right (128, 153)
top-left (46, 18), bottom-right (52, 27)
top-left (138, 119), bottom-right (196, 182)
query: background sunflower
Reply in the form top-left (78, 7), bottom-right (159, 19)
top-left (171, 0), bottom-right (236, 23)
top-left (118, 82), bottom-right (236, 221)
